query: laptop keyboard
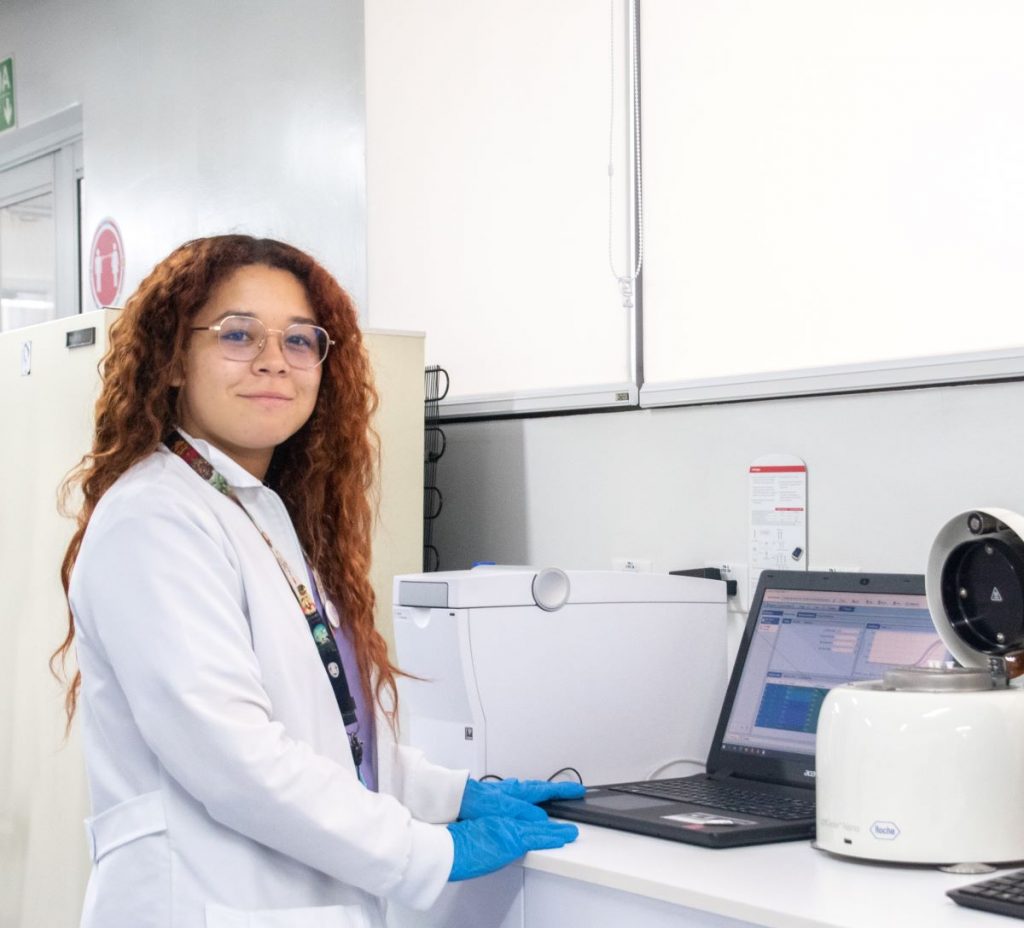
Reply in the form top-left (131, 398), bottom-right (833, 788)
top-left (948, 869), bottom-right (1024, 919)
top-left (608, 777), bottom-right (816, 821)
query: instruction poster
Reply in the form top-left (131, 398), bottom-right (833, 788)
top-left (749, 454), bottom-right (807, 594)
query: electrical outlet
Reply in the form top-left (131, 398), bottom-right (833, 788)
top-left (613, 557), bottom-right (652, 572)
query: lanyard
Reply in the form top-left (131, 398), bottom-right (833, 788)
top-left (164, 430), bottom-right (364, 771)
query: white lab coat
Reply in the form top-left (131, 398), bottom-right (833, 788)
top-left (69, 435), bottom-right (466, 928)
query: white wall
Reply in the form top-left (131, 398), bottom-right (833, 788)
top-left (432, 379), bottom-right (1024, 643)
top-left (4, 0), bottom-right (368, 308)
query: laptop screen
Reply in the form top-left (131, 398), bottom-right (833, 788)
top-left (707, 572), bottom-right (949, 785)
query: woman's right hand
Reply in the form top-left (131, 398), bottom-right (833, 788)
top-left (458, 777), bottom-right (587, 822)
top-left (446, 816), bottom-right (579, 882)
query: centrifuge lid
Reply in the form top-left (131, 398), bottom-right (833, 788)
top-left (928, 509), bottom-right (1024, 675)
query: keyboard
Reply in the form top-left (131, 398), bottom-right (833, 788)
top-left (949, 869), bottom-right (1024, 919)
top-left (608, 777), bottom-right (816, 821)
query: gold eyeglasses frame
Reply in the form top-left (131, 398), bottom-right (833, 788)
top-left (191, 314), bottom-right (335, 370)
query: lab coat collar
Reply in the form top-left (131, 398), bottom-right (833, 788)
top-left (172, 428), bottom-right (266, 490)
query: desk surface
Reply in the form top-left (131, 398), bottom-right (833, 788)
top-left (526, 824), bottom-right (1007, 928)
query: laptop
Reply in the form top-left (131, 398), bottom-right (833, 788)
top-left (544, 570), bottom-right (949, 848)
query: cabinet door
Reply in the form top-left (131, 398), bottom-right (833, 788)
top-left (525, 870), bottom-right (759, 928)
top-left (388, 868), bottom-right (523, 928)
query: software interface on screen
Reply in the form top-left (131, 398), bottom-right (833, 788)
top-left (721, 588), bottom-right (948, 759)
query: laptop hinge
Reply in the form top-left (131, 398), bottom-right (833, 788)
top-left (709, 769), bottom-right (734, 781)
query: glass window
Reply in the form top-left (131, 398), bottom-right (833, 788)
top-left (0, 188), bottom-right (55, 331)
top-left (0, 106), bottom-right (82, 333)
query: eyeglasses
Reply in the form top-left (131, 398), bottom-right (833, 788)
top-left (191, 315), bottom-right (334, 369)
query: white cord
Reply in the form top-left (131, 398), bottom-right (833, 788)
top-left (646, 757), bottom-right (706, 780)
top-left (608, 0), bottom-right (644, 309)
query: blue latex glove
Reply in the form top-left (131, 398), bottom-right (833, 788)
top-left (447, 815), bottom-right (580, 882)
top-left (458, 778), bottom-right (587, 822)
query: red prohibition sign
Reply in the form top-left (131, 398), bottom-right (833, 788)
top-left (90, 219), bottom-right (125, 308)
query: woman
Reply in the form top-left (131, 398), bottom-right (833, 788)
top-left (53, 235), bottom-right (582, 928)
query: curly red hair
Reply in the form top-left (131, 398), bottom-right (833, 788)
top-left (52, 234), bottom-right (400, 728)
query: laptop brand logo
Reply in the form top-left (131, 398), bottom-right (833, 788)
top-left (870, 821), bottom-right (900, 840)
top-left (803, 770), bottom-right (816, 778)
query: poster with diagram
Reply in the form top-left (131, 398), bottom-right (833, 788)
top-left (749, 454), bottom-right (807, 595)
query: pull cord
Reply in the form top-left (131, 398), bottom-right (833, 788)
top-left (608, 0), bottom-right (643, 310)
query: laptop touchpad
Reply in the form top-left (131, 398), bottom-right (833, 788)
top-left (582, 793), bottom-right (676, 810)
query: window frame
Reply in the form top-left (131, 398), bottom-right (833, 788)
top-left (0, 104), bottom-right (83, 325)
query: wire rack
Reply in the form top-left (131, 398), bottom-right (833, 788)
top-left (423, 365), bottom-right (449, 571)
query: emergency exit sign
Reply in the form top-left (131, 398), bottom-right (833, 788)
top-left (0, 58), bottom-right (15, 133)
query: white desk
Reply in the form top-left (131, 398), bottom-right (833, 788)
top-left (524, 824), bottom-right (1004, 928)
top-left (391, 824), bottom-right (1010, 928)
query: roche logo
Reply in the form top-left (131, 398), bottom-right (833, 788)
top-left (870, 821), bottom-right (900, 840)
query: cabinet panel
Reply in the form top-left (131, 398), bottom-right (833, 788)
top-left (525, 870), bottom-right (757, 928)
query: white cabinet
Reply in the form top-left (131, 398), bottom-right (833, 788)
top-left (388, 869), bottom-right (523, 928)
top-left (525, 871), bottom-right (754, 928)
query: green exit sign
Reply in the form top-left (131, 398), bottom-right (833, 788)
top-left (0, 58), bottom-right (15, 133)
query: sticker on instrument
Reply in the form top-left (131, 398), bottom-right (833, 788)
top-left (663, 812), bottom-right (757, 827)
